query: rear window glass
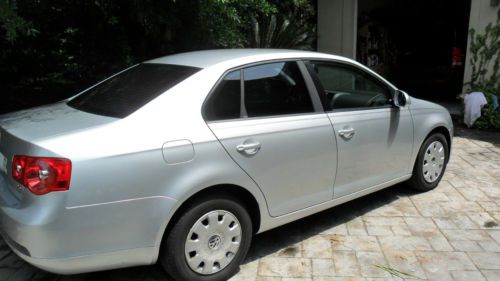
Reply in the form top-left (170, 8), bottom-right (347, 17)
top-left (68, 63), bottom-right (200, 118)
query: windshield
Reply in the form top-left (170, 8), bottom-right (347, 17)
top-left (68, 63), bottom-right (200, 118)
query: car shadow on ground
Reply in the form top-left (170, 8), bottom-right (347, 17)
top-left (0, 182), bottom-right (420, 281)
top-left (245, 183), bottom-right (420, 261)
top-left (454, 126), bottom-right (500, 147)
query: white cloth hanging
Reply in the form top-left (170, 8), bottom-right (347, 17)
top-left (464, 92), bottom-right (488, 127)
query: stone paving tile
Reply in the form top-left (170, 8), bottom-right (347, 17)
top-left (255, 277), bottom-right (281, 281)
top-left (346, 220), bottom-right (368, 236)
top-left (416, 251), bottom-right (476, 280)
top-left (450, 270), bottom-right (487, 281)
top-left (450, 240), bottom-right (483, 252)
top-left (320, 224), bottom-right (348, 236)
top-left (383, 250), bottom-right (426, 280)
top-left (441, 229), bottom-right (492, 241)
top-left (259, 258), bottom-right (312, 278)
top-left (433, 217), bottom-right (459, 229)
top-left (488, 230), bottom-right (500, 244)
top-left (313, 277), bottom-right (366, 281)
top-left (404, 217), bottom-right (439, 236)
top-left (229, 260), bottom-right (259, 281)
top-left (331, 251), bottom-right (360, 277)
top-left (467, 212), bottom-right (500, 229)
top-left (450, 214), bottom-right (482, 229)
top-left (481, 270), bottom-right (500, 280)
top-left (355, 252), bottom-right (388, 278)
top-left (390, 225), bottom-right (412, 236)
top-left (412, 200), bottom-right (450, 217)
top-left (479, 201), bottom-right (500, 212)
top-left (363, 217), bottom-right (406, 226)
top-left (329, 236), bottom-right (380, 252)
top-left (312, 259), bottom-right (336, 277)
top-left (478, 240), bottom-right (500, 252)
top-left (468, 252), bottom-right (500, 270)
top-left (1, 132), bottom-right (500, 280)
top-left (302, 236), bottom-right (332, 258)
top-left (378, 236), bottom-right (433, 251)
top-left (427, 233), bottom-right (454, 251)
top-left (282, 278), bottom-right (311, 281)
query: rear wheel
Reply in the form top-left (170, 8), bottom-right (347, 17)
top-left (161, 197), bottom-right (252, 281)
top-left (409, 133), bottom-right (449, 191)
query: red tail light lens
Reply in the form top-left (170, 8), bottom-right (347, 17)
top-left (12, 155), bottom-right (72, 195)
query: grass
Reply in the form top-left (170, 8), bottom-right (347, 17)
top-left (374, 264), bottom-right (423, 279)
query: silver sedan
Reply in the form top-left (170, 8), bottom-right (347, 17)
top-left (0, 49), bottom-right (452, 281)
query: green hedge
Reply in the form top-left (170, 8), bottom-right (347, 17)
top-left (469, 89), bottom-right (500, 130)
top-left (462, 8), bottom-right (500, 130)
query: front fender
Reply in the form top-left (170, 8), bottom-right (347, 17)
top-left (409, 104), bottom-right (453, 172)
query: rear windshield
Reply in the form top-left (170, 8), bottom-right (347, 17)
top-left (68, 63), bottom-right (200, 118)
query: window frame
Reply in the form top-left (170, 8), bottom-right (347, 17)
top-left (202, 59), bottom-right (324, 122)
top-left (304, 59), bottom-right (397, 112)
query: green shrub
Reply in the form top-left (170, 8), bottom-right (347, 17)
top-left (469, 88), bottom-right (500, 130)
top-left (463, 7), bottom-right (500, 130)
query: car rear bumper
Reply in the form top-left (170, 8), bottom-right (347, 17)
top-left (0, 181), bottom-right (177, 274)
top-left (2, 234), bottom-right (156, 274)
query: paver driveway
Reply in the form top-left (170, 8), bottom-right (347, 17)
top-left (0, 128), bottom-right (499, 281)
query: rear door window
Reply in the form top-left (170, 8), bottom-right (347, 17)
top-left (204, 61), bottom-right (315, 121)
top-left (68, 63), bottom-right (200, 118)
top-left (204, 70), bottom-right (241, 121)
top-left (243, 62), bottom-right (314, 118)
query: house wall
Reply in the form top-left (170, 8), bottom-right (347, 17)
top-left (317, 0), bottom-right (357, 59)
top-left (463, 0), bottom-right (499, 90)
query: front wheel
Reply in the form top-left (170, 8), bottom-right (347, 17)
top-left (409, 133), bottom-right (449, 191)
top-left (161, 197), bottom-right (252, 281)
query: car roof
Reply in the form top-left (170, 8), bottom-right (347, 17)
top-left (145, 49), bottom-right (350, 68)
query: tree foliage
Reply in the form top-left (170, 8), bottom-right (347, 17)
top-left (0, 0), bottom-right (316, 114)
top-left (250, 14), bottom-right (314, 49)
top-left (0, 0), bottom-right (38, 42)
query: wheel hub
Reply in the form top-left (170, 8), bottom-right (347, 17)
top-left (184, 210), bottom-right (242, 275)
top-left (422, 140), bottom-right (446, 183)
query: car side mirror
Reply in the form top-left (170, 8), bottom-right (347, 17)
top-left (392, 90), bottom-right (407, 107)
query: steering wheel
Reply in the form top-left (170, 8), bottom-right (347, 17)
top-left (367, 93), bottom-right (388, 107)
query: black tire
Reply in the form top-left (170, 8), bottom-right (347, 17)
top-left (161, 196), bottom-right (252, 281)
top-left (409, 133), bottom-right (449, 191)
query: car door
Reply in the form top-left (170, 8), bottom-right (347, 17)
top-left (204, 61), bottom-right (337, 217)
top-left (306, 60), bottom-right (413, 198)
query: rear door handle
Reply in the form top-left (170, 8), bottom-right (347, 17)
top-left (236, 141), bottom-right (261, 155)
top-left (338, 127), bottom-right (355, 139)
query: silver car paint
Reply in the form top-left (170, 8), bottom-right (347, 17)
top-left (329, 106), bottom-right (414, 198)
top-left (208, 113), bottom-right (337, 217)
top-left (0, 49), bottom-right (453, 274)
top-left (408, 98), bottom-right (454, 165)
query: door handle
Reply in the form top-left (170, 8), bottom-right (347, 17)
top-left (338, 127), bottom-right (355, 139)
top-left (236, 141), bottom-right (261, 155)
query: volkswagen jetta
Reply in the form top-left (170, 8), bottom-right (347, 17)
top-left (0, 49), bottom-right (452, 280)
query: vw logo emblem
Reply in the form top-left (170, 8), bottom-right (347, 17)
top-left (208, 235), bottom-right (222, 250)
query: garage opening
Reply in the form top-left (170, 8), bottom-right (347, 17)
top-left (356, 0), bottom-right (471, 103)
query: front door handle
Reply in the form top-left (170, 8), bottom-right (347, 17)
top-left (338, 127), bottom-right (355, 139)
top-left (236, 141), bottom-right (261, 155)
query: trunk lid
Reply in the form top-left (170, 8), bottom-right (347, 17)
top-left (0, 102), bottom-right (117, 204)
top-left (0, 102), bottom-right (117, 142)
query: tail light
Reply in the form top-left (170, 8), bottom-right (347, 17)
top-left (12, 155), bottom-right (72, 195)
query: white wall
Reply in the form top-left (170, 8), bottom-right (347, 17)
top-left (317, 0), bottom-right (358, 59)
top-left (463, 0), bottom-right (499, 90)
